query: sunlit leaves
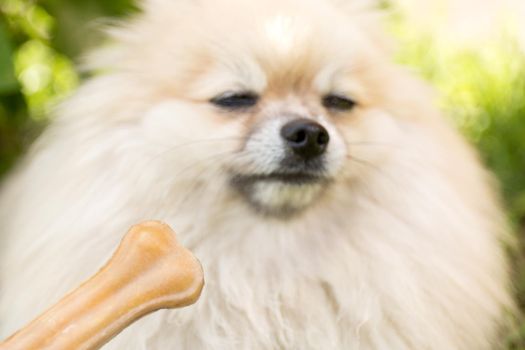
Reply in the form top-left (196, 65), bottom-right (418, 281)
top-left (0, 22), bottom-right (17, 94)
top-left (1, 0), bottom-right (54, 40)
top-left (0, 0), bottom-right (78, 119)
top-left (14, 39), bottom-right (77, 119)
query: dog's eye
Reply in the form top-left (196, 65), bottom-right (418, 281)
top-left (322, 94), bottom-right (356, 112)
top-left (211, 92), bottom-right (259, 109)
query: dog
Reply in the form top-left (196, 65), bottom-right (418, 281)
top-left (0, 0), bottom-right (514, 348)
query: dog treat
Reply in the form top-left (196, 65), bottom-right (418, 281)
top-left (0, 221), bottom-right (204, 350)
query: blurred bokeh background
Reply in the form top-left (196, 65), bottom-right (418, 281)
top-left (0, 0), bottom-right (524, 347)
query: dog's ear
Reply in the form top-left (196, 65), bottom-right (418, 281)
top-left (139, 0), bottom-right (174, 12)
top-left (329, 0), bottom-right (378, 12)
top-left (140, 0), bottom-right (198, 11)
top-left (330, 0), bottom-right (393, 55)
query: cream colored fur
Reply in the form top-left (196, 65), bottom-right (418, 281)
top-left (0, 0), bottom-right (514, 348)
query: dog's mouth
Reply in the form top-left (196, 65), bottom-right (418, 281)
top-left (232, 172), bottom-right (326, 186)
top-left (230, 172), bottom-right (331, 218)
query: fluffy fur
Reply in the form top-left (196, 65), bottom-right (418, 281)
top-left (0, 0), bottom-right (514, 348)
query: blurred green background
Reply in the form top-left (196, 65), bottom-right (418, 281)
top-left (0, 0), bottom-right (524, 347)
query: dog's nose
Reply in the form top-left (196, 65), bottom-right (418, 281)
top-left (280, 119), bottom-right (329, 159)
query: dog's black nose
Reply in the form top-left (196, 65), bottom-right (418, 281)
top-left (280, 119), bottom-right (329, 159)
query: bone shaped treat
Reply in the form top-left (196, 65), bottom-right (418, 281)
top-left (0, 221), bottom-right (204, 350)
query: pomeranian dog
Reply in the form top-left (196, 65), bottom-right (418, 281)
top-left (0, 0), bottom-right (515, 348)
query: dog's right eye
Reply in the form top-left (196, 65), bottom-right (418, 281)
top-left (211, 92), bottom-right (259, 109)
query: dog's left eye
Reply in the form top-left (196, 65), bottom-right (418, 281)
top-left (211, 92), bottom-right (259, 109)
top-left (322, 94), bottom-right (356, 112)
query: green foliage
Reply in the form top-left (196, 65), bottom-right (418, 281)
top-left (0, 0), bottom-right (136, 177)
top-left (0, 0), bottom-right (71, 176)
top-left (0, 21), bottom-right (17, 94)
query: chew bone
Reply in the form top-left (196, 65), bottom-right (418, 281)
top-left (0, 221), bottom-right (204, 350)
